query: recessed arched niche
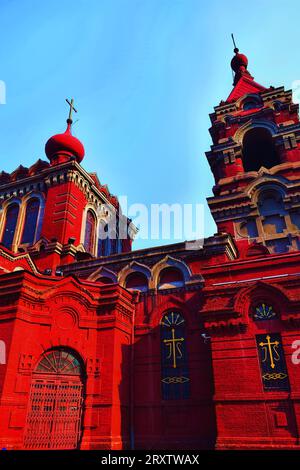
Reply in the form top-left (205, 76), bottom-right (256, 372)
top-left (125, 272), bottom-right (148, 292)
top-left (242, 127), bottom-right (280, 171)
top-left (158, 267), bottom-right (185, 289)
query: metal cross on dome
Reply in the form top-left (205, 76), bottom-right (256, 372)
top-left (65, 98), bottom-right (77, 123)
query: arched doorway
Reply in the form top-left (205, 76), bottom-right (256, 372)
top-left (24, 349), bottom-right (84, 449)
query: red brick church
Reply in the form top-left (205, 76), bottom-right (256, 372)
top-left (0, 47), bottom-right (300, 450)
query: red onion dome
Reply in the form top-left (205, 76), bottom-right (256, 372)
top-left (231, 48), bottom-right (248, 73)
top-left (45, 121), bottom-right (85, 164)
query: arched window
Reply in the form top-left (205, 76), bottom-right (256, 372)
top-left (160, 311), bottom-right (190, 400)
top-left (253, 303), bottom-right (277, 321)
top-left (258, 189), bottom-right (285, 217)
top-left (21, 198), bottom-right (40, 244)
top-left (110, 238), bottom-right (116, 254)
top-left (117, 238), bottom-right (123, 253)
top-left (98, 223), bottom-right (111, 256)
top-left (2, 203), bottom-right (20, 249)
top-left (241, 95), bottom-right (262, 111)
top-left (242, 128), bottom-right (280, 171)
top-left (36, 349), bottom-right (82, 374)
top-left (84, 210), bottom-right (96, 254)
top-left (115, 218), bottom-right (123, 254)
top-left (243, 100), bottom-right (257, 110)
top-left (24, 348), bottom-right (84, 449)
top-left (104, 237), bottom-right (111, 256)
top-left (158, 267), bottom-right (185, 289)
top-left (125, 272), bottom-right (148, 291)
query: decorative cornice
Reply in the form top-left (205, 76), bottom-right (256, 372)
top-left (0, 247), bottom-right (37, 273)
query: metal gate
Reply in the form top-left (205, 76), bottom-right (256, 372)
top-left (24, 349), bottom-right (84, 450)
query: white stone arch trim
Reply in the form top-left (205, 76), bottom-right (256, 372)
top-left (151, 255), bottom-right (192, 289)
top-left (245, 177), bottom-right (288, 203)
top-left (0, 196), bottom-right (22, 252)
top-left (235, 93), bottom-right (263, 110)
top-left (233, 119), bottom-right (278, 145)
top-left (118, 261), bottom-right (151, 288)
top-left (87, 266), bottom-right (117, 283)
top-left (18, 191), bottom-right (46, 248)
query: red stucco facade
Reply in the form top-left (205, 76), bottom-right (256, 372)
top-left (0, 50), bottom-right (300, 450)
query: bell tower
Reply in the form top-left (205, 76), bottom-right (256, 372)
top-left (206, 45), bottom-right (300, 255)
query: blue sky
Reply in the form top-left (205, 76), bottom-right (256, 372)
top-left (0, 0), bottom-right (299, 250)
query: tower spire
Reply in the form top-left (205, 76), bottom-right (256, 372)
top-left (230, 36), bottom-right (252, 85)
